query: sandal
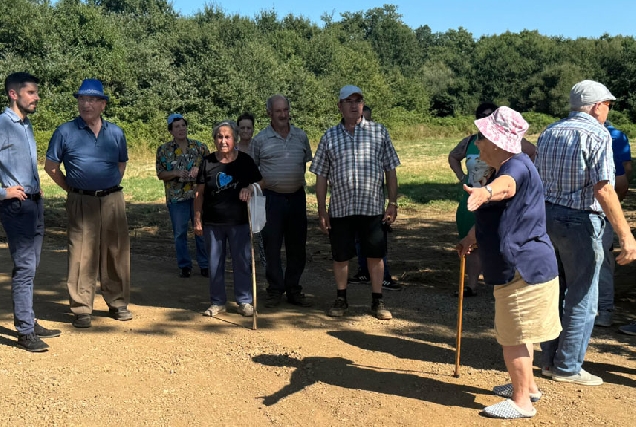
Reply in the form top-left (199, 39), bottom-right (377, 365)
top-left (454, 287), bottom-right (478, 297)
top-left (482, 399), bottom-right (536, 419)
top-left (492, 383), bottom-right (542, 402)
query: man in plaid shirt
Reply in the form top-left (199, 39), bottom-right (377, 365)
top-left (310, 85), bottom-right (400, 320)
top-left (536, 80), bottom-right (636, 386)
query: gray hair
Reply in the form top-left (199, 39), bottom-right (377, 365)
top-left (266, 94), bottom-right (290, 112)
top-left (571, 104), bottom-right (594, 114)
top-left (212, 120), bottom-right (238, 141)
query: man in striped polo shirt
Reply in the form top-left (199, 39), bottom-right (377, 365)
top-left (250, 94), bottom-right (313, 308)
top-left (536, 80), bottom-right (636, 386)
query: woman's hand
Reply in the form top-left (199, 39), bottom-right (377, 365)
top-left (239, 184), bottom-right (253, 202)
top-left (464, 184), bottom-right (490, 211)
top-left (318, 209), bottom-right (330, 235)
top-left (456, 235), bottom-right (477, 258)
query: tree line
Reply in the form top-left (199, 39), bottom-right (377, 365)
top-left (2, 0), bottom-right (635, 151)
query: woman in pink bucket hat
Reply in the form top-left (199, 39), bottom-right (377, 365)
top-left (456, 107), bottom-right (561, 419)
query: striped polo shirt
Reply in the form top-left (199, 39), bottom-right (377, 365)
top-left (250, 124), bottom-right (312, 193)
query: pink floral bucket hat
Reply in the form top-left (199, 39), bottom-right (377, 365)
top-left (474, 106), bottom-right (529, 154)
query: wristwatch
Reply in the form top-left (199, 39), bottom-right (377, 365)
top-left (388, 202), bottom-right (398, 208)
top-left (485, 185), bottom-right (493, 201)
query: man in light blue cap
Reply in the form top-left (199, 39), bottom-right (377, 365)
top-left (156, 113), bottom-right (209, 278)
top-left (537, 79), bottom-right (636, 386)
top-left (45, 78), bottom-right (132, 328)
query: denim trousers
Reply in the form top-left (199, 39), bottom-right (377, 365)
top-left (540, 203), bottom-right (604, 376)
top-left (168, 199), bottom-right (208, 269)
top-left (262, 188), bottom-right (307, 297)
top-left (597, 221), bottom-right (615, 313)
top-left (0, 198), bottom-right (44, 335)
top-left (204, 224), bottom-right (252, 305)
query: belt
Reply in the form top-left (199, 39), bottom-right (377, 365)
top-left (69, 186), bottom-right (122, 197)
top-left (25, 193), bottom-right (41, 201)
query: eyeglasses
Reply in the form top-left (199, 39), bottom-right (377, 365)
top-left (77, 96), bottom-right (103, 105)
top-left (600, 101), bottom-right (613, 110)
top-left (342, 98), bottom-right (364, 104)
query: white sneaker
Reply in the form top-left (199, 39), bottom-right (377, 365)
top-left (238, 303), bottom-right (254, 317)
top-left (552, 368), bottom-right (603, 386)
top-left (619, 322), bottom-right (636, 336)
top-left (203, 305), bottom-right (226, 317)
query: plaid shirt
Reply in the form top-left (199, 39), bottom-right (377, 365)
top-left (310, 119), bottom-right (400, 218)
top-left (536, 112), bottom-right (614, 213)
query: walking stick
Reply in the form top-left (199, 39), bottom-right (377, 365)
top-left (247, 203), bottom-right (258, 330)
top-left (454, 253), bottom-right (466, 377)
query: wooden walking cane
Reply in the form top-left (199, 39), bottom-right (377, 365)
top-left (454, 253), bottom-right (466, 377)
top-left (247, 203), bottom-right (258, 330)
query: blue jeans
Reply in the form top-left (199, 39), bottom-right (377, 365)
top-left (540, 203), bottom-right (604, 376)
top-left (168, 199), bottom-right (207, 269)
top-left (204, 224), bottom-right (252, 305)
top-left (597, 222), bottom-right (615, 313)
top-left (0, 198), bottom-right (44, 335)
top-left (262, 188), bottom-right (307, 297)
top-left (355, 239), bottom-right (391, 280)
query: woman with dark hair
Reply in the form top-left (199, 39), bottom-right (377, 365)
top-left (448, 103), bottom-right (536, 296)
top-left (236, 112), bottom-right (255, 153)
top-left (194, 120), bottom-right (263, 317)
top-left (457, 107), bottom-right (560, 419)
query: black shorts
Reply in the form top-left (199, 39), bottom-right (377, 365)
top-left (329, 215), bottom-right (387, 262)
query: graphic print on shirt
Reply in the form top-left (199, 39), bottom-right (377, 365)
top-left (214, 171), bottom-right (237, 194)
top-left (466, 154), bottom-right (495, 187)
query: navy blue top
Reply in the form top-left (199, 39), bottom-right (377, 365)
top-left (0, 107), bottom-right (40, 199)
top-left (46, 116), bottom-right (128, 191)
top-left (474, 153), bottom-right (558, 285)
top-left (605, 123), bottom-right (631, 176)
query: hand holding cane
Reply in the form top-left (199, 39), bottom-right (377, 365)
top-left (454, 252), bottom-right (466, 377)
top-left (247, 203), bottom-right (258, 330)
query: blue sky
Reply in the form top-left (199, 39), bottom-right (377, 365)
top-left (169, 0), bottom-right (634, 39)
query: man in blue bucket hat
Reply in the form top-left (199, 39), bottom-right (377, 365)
top-left (44, 79), bottom-right (132, 328)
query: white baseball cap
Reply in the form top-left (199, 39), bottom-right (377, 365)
top-left (339, 85), bottom-right (363, 100)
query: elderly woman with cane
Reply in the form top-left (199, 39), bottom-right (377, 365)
top-left (456, 107), bottom-right (561, 419)
top-left (194, 120), bottom-right (263, 318)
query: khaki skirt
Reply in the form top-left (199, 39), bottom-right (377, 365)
top-left (493, 273), bottom-right (562, 347)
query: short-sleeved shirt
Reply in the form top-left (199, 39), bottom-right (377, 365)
top-left (474, 154), bottom-right (558, 286)
top-left (46, 116), bottom-right (128, 191)
top-left (196, 151), bottom-right (262, 226)
top-left (310, 118), bottom-right (401, 218)
top-left (250, 125), bottom-right (312, 193)
top-left (0, 107), bottom-right (40, 199)
top-left (605, 123), bottom-right (631, 176)
top-left (156, 139), bottom-right (209, 204)
top-left (535, 112), bottom-right (614, 213)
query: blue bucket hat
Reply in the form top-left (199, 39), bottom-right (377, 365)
top-left (74, 79), bottom-right (109, 101)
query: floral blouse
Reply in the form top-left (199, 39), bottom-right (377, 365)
top-left (156, 139), bottom-right (209, 203)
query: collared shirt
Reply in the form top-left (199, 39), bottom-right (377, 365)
top-left (0, 107), bottom-right (40, 199)
top-left (310, 118), bottom-right (401, 218)
top-left (250, 124), bottom-right (312, 193)
top-left (46, 116), bottom-right (128, 191)
top-left (156, 138), bottom-right (209, 203)
top-left (536, 112), bottom-right (614, 213)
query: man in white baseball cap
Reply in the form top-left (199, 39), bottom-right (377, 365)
top-left (536, 80), bottom-right (636, 386)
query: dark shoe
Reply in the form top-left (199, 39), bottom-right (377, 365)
top-left (34, 321), bottom-right (61, 338)
top-left (454, 287), bottom-right (477, 297)
top-left (371, 299), bottom-right (392, 320)
top-left (347, 271), bottom-right (370, 284)
top-left (327, 297), bottom-right (348, 317)
top-left (287, 293), bottom-right (313, 307)
top-left (17, 333), bottom-right (49, 352)
top-left (179, 267), bottom-right (192, 278)
top-left (200, 268), bottom-right (209, 278)
top-left (382, 278), bottom-right (402, 291)
top-left (72, 314), bottom-right (92, 328)
top-left (264, 293), bottom-right (282, 308)
top-left (109, 306), bottom-right (133, 321)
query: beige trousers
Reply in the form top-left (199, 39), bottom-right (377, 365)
top-left (66, 191), bottom-right (130, 315)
